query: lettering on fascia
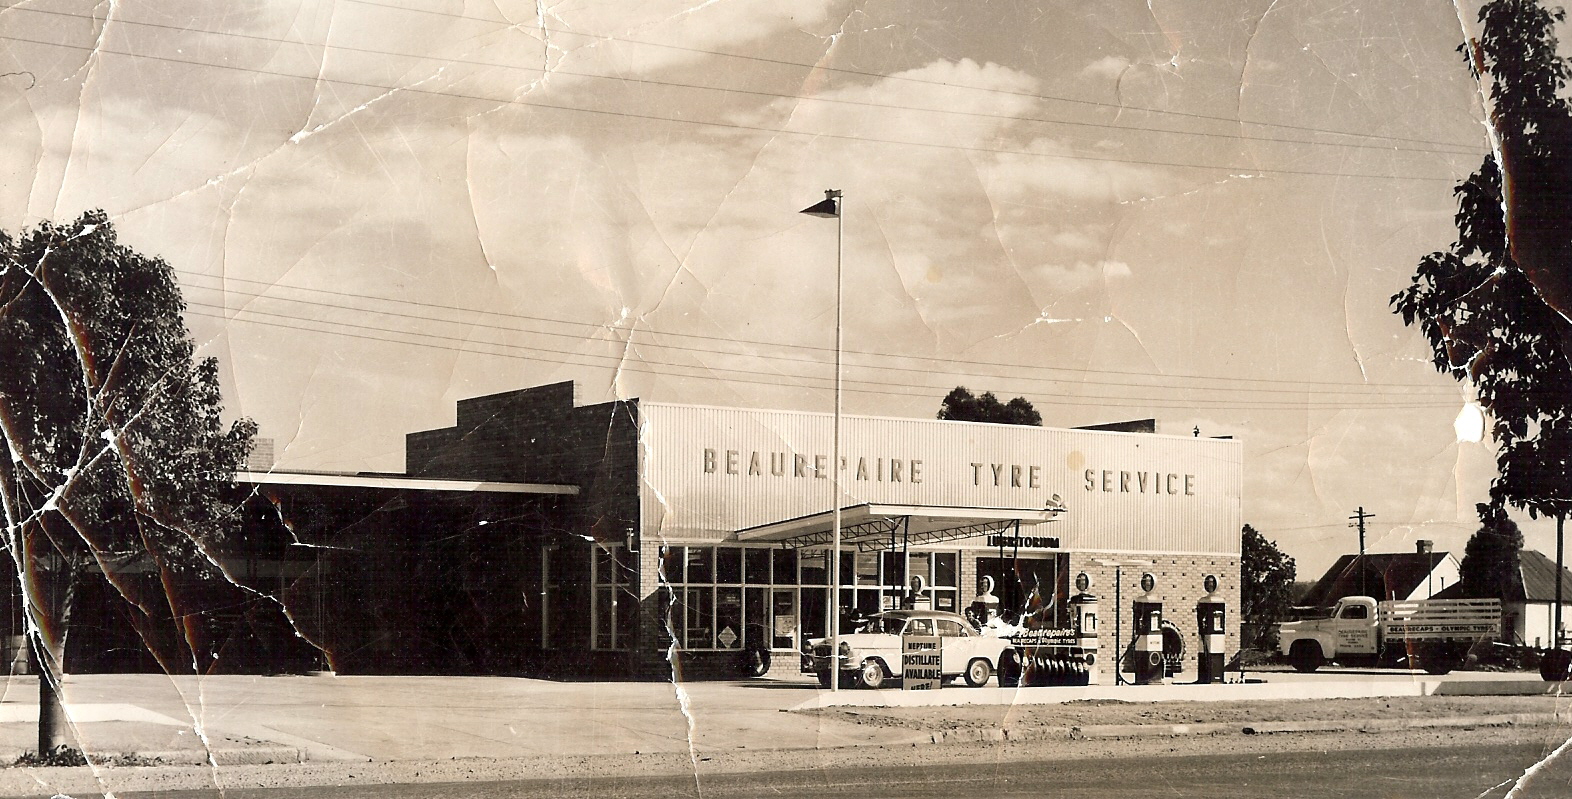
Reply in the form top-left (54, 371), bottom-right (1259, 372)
top-left (1082, 468), bottom-right (1194, 497)
top-left (968, 462), bottom-right (1042, 489)
top-left (703, 448), bottom-right (923, 484)
top-left (699, 449), bottom-right (1195, 497)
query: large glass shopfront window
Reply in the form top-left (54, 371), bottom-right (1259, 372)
top-left (659, 545), bottom-right (960, 651)
top-left (974, 554), bottom-right (1070, 627)
top-left (590, 544), bottom-right (638, 651)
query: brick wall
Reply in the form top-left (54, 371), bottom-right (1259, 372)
top-left (634, 545), bottom-right (673, 675)
top-left (1067, 553), bottom-right (1242, 676)
top-left (958, 555), bottom-right (979, 613)
top-left (406, 382), bottom-right (643, 658)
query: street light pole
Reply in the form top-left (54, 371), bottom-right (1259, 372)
top-left (801, 189), bottom-right (844, 691)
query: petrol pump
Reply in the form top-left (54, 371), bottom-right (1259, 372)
top-left (1132, 573), bottom-right (1164, 685)
top-left (1069, 571), bottom-right (1100, 684)
top-left (1195, 574), bottom-right (1226, 684)
top-left (969, 575), bottom-right (1000, 624)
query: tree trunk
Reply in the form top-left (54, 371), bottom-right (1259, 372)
top-left (34, 632), bottom-right (66, 754)
top-left (32, 557), bottom-right (76, 755)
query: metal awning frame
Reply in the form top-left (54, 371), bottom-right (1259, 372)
top-left (762, 508), bottom-right (1061, 552)
top-left (775, 516), bottom-right (904, 551)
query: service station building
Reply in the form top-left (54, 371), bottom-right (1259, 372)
top-left (53, 380), bottom-right (1241, 679)
top-left (382, 381), bottom-right (1244, 680)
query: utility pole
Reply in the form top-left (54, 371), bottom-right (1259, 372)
top-left (1349, 507), bottom-right (1374, 597)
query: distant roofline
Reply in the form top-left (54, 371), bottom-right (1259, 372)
top-left (639, 400), bottom-right (1236, 445)
top-left (427, 381), bottom-right (1241, 444)
top-left (237, 471), bottom-right (578, 495)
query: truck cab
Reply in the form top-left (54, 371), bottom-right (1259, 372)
top-left (1326, 596), bottom-right (1379, 656)
top-left (1279, 596), bottom-right (1376, 672)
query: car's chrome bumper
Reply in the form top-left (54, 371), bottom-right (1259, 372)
top-left (801, 652), bottom-right (855, 672)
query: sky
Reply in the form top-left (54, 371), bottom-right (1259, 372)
top-left (0, 0), bottom-right (1531, 576)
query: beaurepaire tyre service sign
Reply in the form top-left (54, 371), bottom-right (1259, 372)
top-left (637, 403), bottom-right (1242, 555)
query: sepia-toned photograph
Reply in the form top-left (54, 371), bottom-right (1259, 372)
top-left (0, 0), bottom-right (1570, 796)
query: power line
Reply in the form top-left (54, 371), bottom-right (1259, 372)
top-left (175, 272), bottom-right (1462, 395)
top-left (347, 0), bottom-right (1484, 153)
top-left (1, 31), bottom-right (1466, 183)
top-left (186, 304), bottom-right (1463, 411)
top-left (182, 285), bottom-right (1454, 398)
top-left (181, 301), bottom-right (1464, 410)
top-left (3, 5), bottom-right (1483, 159)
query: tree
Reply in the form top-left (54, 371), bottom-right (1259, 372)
top-left (1392, 0), bottom-right (1572, 522)
top-left (1393, 0), bottom-right (1572, 678)
top-left (937, 386), bottom-right (1042, 426)
top-left (1460, 501), bottom-right (1525, 600)
top-left (0, 211), bottom-right (255, 755)
top-left (1471, 0), bottom-right (1572, 326)
top-left (1240, 524), bottom-right (1296, 650)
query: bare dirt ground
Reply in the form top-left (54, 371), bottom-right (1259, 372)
top-left (799, 695), bottom-right (1572, 731)
top-left (14, 725), bottom-right (1570, 797)
top-left (10, 696), bottom-right (1572, 797)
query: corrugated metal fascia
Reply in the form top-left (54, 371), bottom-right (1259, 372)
top-left (637, 404), bottom-right (1241, 555)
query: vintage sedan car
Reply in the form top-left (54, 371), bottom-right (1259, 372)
top-left (804, 610), bottom-right (1011, 689)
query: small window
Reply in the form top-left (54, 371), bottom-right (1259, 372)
top-left (716, 547), bottom-right (742, 584)
top-left (745, 548), bottom-right (771, 584)
top-left (933, 553), bottom-right (958, 587)
top-left (905, 618), bottom-right (934, 636)
top-left (855, 552), bottom-right (879, 586)
top-left (659, 547), bottom-right (684, 585)
top-left (594, 547), bottom-right (615, 586)
top-left (1340, 604), bottom-right (1369, 620)
top-left (881, 551), bottom-right (907, 587)
top-left (936, 619), bottom-right (968, 637)
top-left (686, 547), bottom-right (713, 584)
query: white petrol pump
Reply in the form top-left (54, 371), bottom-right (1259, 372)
top-left (1132, 572), bottom-right (1164, 685)
top-left (1196, 574), bottom-right (1226, 684)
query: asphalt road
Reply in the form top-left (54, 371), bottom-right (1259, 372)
top-left (117, 742), bottom-right (1567, 799)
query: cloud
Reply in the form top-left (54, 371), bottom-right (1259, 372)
top-left (1034, 260), bottom-right (1133, 287)
top-left (1080, 55), bottom-right (1131, 80)
top-left (737, 57), bottom-right (1044, 143)
top-left (551, 0), bottom-right (845, 74)
top-left (977, 144), bottom-right (1172, 203)
top-left (1052, 229), bottom-right (1104, 255)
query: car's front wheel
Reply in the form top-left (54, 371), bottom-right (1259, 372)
top-left (857, 659), bottom-right (887, 689)
top-left (965, 657), bottom-right (993, 687)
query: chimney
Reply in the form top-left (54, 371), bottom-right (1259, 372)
top-left (1416, 540), bottom-right (1433, 555)
top-left (244, 437), bottom-right (275, 472)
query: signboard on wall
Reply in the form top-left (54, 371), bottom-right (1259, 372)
top-left (637, 403), bottom-right (1243, 555)
top-left (902, 635), bottom-right (941, 690)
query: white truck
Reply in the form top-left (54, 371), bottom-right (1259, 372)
top-left (1278, 596), bottom-right (1501, 675)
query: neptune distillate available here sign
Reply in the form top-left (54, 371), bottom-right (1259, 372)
top-left (902, 635), bottom-right (942, 690)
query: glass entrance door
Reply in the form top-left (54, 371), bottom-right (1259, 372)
top-left (772, 589), bottom-right (798, 649)
top-left (975, 555), bottom-right (1066, 626)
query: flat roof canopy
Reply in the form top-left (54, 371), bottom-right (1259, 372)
top-left (736, 502), bottom-right (1065, 551)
